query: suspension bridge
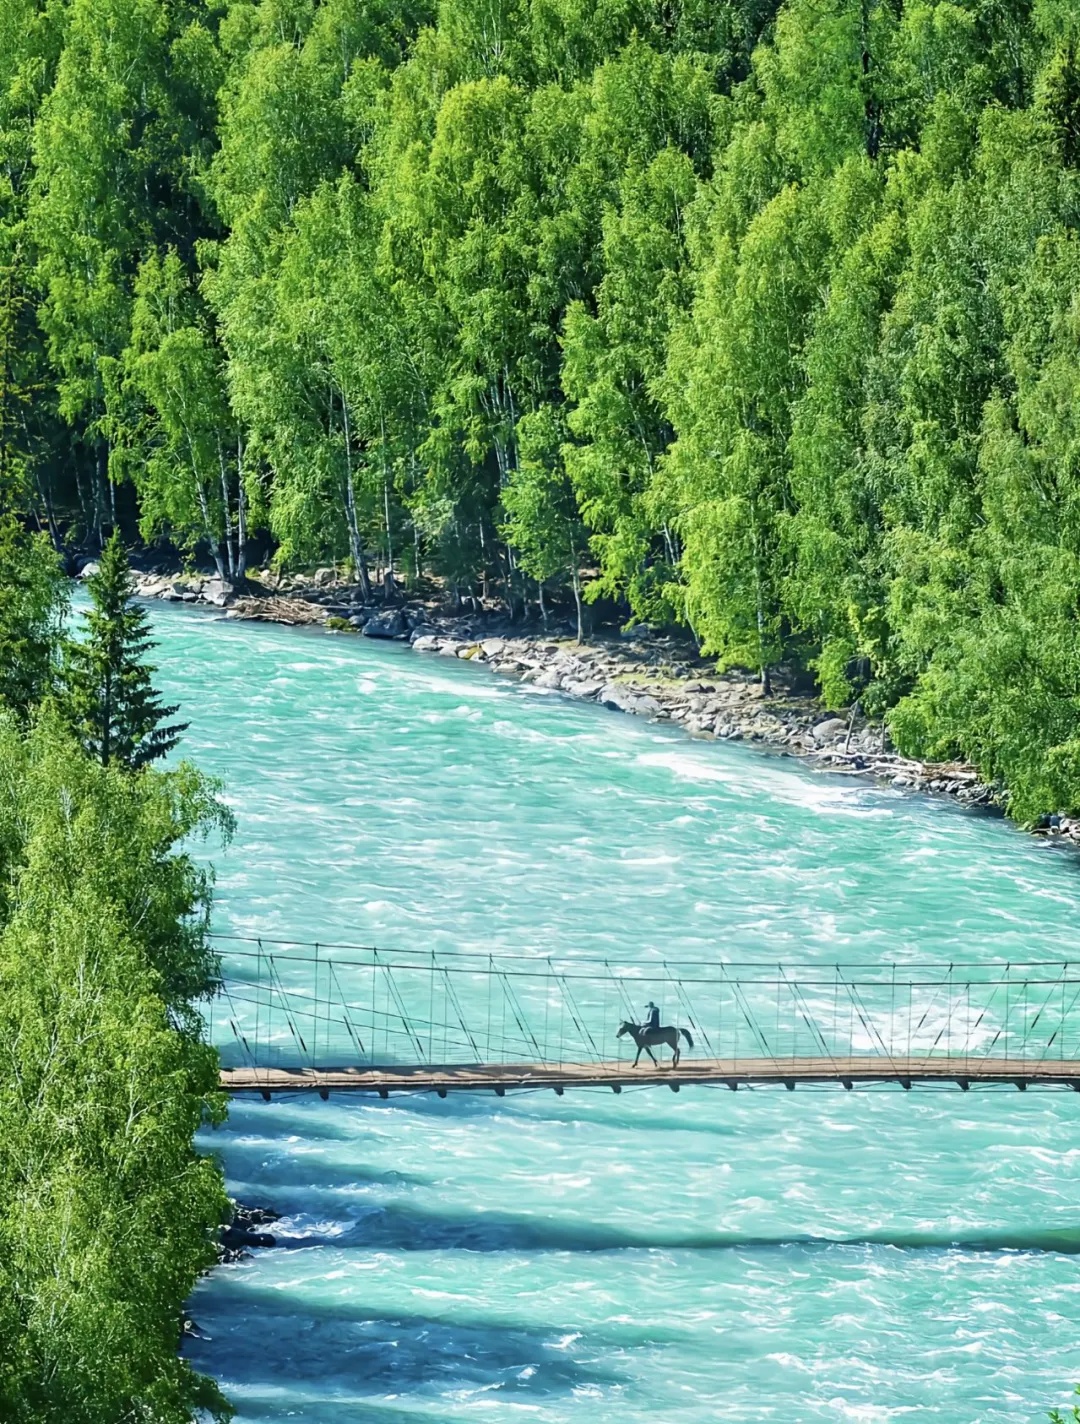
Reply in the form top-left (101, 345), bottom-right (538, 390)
top-left (208, 937), bottom-right (1080, 1098)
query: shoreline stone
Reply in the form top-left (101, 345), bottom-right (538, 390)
top-left (127, 570), bottom-right (1080, 846)
top-left (219, 1201), bottom-right (280, 1262)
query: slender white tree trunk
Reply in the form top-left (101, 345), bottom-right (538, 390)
top-left (236, 436), bottom-right (247, 582)
top-left (571, 558), bottom-right (584, 644)
top-left (341, 396), bottom-right (372, 599)
top-left (217, 438), bottom-right (236, 581)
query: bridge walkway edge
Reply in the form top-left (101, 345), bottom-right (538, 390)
top-left (220, 1055), bottom-right (1080, 1099)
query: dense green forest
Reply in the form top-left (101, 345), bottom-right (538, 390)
top-left (3, 0), bottom-right (1080, 816)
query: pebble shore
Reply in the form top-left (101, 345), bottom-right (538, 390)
top-left (125, 566), bottom-right (1080, 846)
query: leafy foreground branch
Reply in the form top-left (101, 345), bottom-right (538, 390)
top-left (0, 715), bottom-right (234, 1423)
top-left (0, 524), bottom-right (235, 1419)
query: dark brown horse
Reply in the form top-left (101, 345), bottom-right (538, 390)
top-left (617, 1020), bottom-right (694, 1068)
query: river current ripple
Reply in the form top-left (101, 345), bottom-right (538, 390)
top-left (145, 601), bottom-right (1080, 1422)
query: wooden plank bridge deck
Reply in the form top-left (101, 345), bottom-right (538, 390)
top-left (221, 1054), bottom-right (1080, 1098)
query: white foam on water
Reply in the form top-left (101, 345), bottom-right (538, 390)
top-left (145, 601), bottom-right (1080, 1424)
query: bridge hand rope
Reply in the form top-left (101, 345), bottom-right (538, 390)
top-left (220, 977), bottom-right (258, 1068)
top-left (374, 948), bottom-right (427, 1059)
top-left (721, 964), bottom-right (774, 1059)
top-left (666, 959), bottom-right (712, 1056)
top-left (441, 966), bottom-right (481, 1061)
top-left (1047, 975), bottom-right (1080, 1062)
top-left (909, 967), bottom-right (956, 1054)
top-left (551, 959), bottom-right (603, 1062)
top-left (266, 952), bottom-right (310, 1060)
top-left (779, 965), bottom-right (836, 1069)
top-left (1023, 965), bottom-right (1067, 1060)
top-left (328, 961), bottom-right (366, 1060)
top-left (609, 961), bottom-right (649, 1062)
top-left (928, 965), bottom-right (968, 1057)
top-left (495, 966), bottom-right (544, 1062)
top-left (609, 962), bottom-right (639, 1026)
top-left (842, 972), bottom-right (903, 1078)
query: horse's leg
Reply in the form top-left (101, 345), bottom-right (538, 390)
top-left (633, 1045), bottom-right (642, 1067)
top-left (672, 1044), bottom-right (680, 1068)
top-left (645, 1046), bottom-right (659, 1066)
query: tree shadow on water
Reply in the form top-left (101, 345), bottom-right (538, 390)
top-left (208, 1105), bottom-right (375, 1145)
top-left (257, 1197), bottom-right (1080, 1259)
top-left (283, 1198), bottom-right (681, 1253)
top-left (222, 1397), bottom-right (455, 1424)
top-left (210, 1136), bottom-right (426, 1197)
top-left (186, 1281), bottom-right (624, 1403)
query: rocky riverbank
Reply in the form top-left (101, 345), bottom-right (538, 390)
top-left (182, 1201), bottom-right (281, 1345)
top-left (125, 566), bottom-right (1080, 847)
top-left (218, 1201), bottom-right (279, 1262)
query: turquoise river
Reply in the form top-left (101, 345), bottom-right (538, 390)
top-left (144, 600), bottom-right (1080, 1422)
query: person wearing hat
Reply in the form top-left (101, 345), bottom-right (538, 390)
top-left (643, 1001), bottom-right (660, 1034)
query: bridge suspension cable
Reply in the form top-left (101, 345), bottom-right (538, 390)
top-left (206, 935), bottom-right (1080, 1097)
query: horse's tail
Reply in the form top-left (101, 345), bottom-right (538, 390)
top-left (680, 1028), bottom-right (694, 1049)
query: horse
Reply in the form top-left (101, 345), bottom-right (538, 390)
top-left (617, 1020), bottom-right (694, 1068)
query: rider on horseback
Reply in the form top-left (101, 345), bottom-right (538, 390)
top-left (616, 1007), bottom-right (693, 1066)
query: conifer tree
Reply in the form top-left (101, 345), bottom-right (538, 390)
top-left (63, 533), bottom-right (187, 769)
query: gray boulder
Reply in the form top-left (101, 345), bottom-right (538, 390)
top-left (563, 680), bottom-right (602, 701)
top-left (812, 717), bottom-right (848, 743)
top-left (598, 684), bottom-right (662, 717)
top-left (203, 577), bottom-right (234, 607)
top-left (362, 608), bottom-right (408, 639)
top-left (411, 632), bottom-right (441, 651)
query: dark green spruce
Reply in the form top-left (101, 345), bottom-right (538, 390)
top-left (62, 533), bottom-right (187, 770)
